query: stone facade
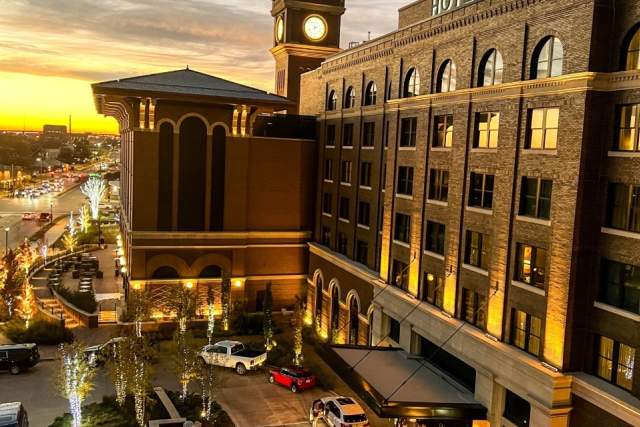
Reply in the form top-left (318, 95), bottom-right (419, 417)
top-left (301, 0), bottom-right (640, 425)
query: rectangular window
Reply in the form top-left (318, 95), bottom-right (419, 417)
top-left (321, 227), bottom-right (331, 246)
top-left (428, 169), bottom-right (449, 202)
top-left (527, 107), bottom-right (559, 150)
top-left (469, 172), bottom-right (494, 209)
top-left (363, 122), bottom-right (375, 147)
top-left (515, 243), bottom-right (546, 289)
top-left (400, 117), bottom-right (417, 147)
top-left (433, 114), bottom-right (453, 148)
top-left (426, 221), bottom-right (446, 255)
top-left (599, 258), bottom-right (640, 314)
top-left (595, 336), bottom-right (635, 391)
top-left (397, 166), bottom-right (414, 196)
top-left (357, 201), bottom-right (370, 227)
top-left (461, 288), bottom-right (487, 329)
top-left (326, 125), bottom-right (336, 147)
top-left (474, 112), bottom-right (500, 148)
top-left (511, 309), bottom-right (542, 357)
top-left (519, 177), bottom-right (552, 219)
top-left (391, 259), bottom-right (409, 291)
top-left (323, 159), bottom-right (333, 181)
top-left (616, 104), bottom-right (640, 152)
top-left (606, 183), bottom-right (640, 233)
top-left (339, 197), bottom-right (350, 220)
top-left (465, 230), bottom-right (489, 270)
top-left (340, 161), bottom-right (352, 184)
top-left (360, 162), bottom-right (372, 188)
top-left (422, 272), bottom-right (444, 308)
top-left (394, 213), bottom-right (411, 244)
top-left (356, 240), bottom-right (368, 265)
top-left (387, 315), bottom-right (401, 343)
top-left (342, 123), bottom-right (354, 147)
top-left (322, 193), bottom-right (332, 215)
top-left (337, 232), bottom-right (348, 255)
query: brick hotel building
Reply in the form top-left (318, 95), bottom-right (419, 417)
top-left (298, 0), bottom-right (640, 426)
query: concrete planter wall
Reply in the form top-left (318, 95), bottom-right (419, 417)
top-left (51, 287), bottom-right (99, 329)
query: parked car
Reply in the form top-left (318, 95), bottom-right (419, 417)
top-left (83, 337), bottom-right (125, 367)
top-left (309, 396), bottom-right (369, 427)
top-left (0, 402), bottom-right (29, 427)
top-left (21, 213), bottom-right (37, 221)
top-left (38, 213), bottom-right (51, 222)
top-left (0, 344), bottom-right (40, 375)
top-left (269, 367), bottom-right (316, 392)
top-left (200, 340), bottom-right (267, 375)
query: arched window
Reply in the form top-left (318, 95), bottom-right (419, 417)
top-left (348, 293), bottom-right (360, 345)
top-left (315, 275), bottom-right (323, 327)
top-left (330, 284), bottom-right (340, 338)
top-left (210, 125), bottom-right (226, 231)
top-left (151, 266), bottom-right (180, 280)
top-left (403, 68), bottom-right (420, 98)
top-left (386, 81), bottom-right (393, 101)
top-left (624, 27), bottom-right (640, 70)
top-left (178, 116), bottom-right (207, 231)
top-left (199, 265), bottom-right (222, 279)
top-left (479, 49), bottom-right (504, 87)
top-left (327, 90), bottom-right (337, 111)
top-left (157, 122), bottom-right (174, 231)
top-left (344, 86), bottom-right (356, 109)
top-left (437, 60), bottom-right (457, 93)
top-left (532, 37), bottom-right (564, 79)
top-left (364, 81), bottom-right (377, 106)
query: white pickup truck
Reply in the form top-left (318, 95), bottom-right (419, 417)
top-left (199, 340), bottom-right (268, 375)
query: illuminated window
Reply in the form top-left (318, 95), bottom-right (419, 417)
top-left (422, 272), bottom-right (444, 308)
top-left (606, 183), bottom-right (640, 233)
top-left (475, 112), bottom-right (500, 148)
top-left (391, 259), bottom-right (408, 291)
top-left (596, 336), bottom-right (635, 391)
top-left (616, 104), bottom-right (640, 151)
top-left (519, 177), bottom-right (552, 220)
top-left (461, 288), bottom-right (486, 330)
top-left (511, 309), bottom-right (542, 356)
top-left (469, 172), bottom-right (494, 210)
top-left (515, 243), bottom-right (546, 289)
top-left (532, 37), bottom-right (564, 79)
top-left (433, 114), bottom-right (454, 148)
top-left (436, 60), bottom-right (457, 93)
top-left (527, 108), bottom-right (559, 150)
top-left (479, 49), bottom-right (504, 87)
top-left (625, 27), bottom-right (640, 71)
top-left (403, 68), bottom-right (420, 98)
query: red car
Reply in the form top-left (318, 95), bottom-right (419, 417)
top-left (269, 367), bottom-right (316, 393)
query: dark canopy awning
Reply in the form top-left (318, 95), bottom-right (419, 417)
top-left (320, 345), bottom-right (487, 421)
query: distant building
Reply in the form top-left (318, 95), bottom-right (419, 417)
top-left (41, 124), bottom-right (68, 148)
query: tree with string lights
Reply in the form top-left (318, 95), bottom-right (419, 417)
top-left (292, 298), bottom-right (305, 367)
top-left (79, 205), bottom-right (91, 233)
top-left (221, 272), bottom-right (231, 331)
top-left (57, 342), bottom-right (95, 427)
top-left (263, 282), bottom-right (274, 350)
top-left (81, 176), bottom-right (106, 221)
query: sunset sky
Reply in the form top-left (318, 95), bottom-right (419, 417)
top-left (0, 0), bottom-right (402, 135)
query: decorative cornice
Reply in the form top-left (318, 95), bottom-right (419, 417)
top-left (308, 242), bottom-right (381, 284)
top-left (271, 43), bottom-right (341, 60)
top-left (131, 230), bottom-right (312, 240)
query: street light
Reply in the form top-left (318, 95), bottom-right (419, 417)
top-left (4, 227), bottom-right (9, 254)
top-left (50, 202), bottom-right (54, 225)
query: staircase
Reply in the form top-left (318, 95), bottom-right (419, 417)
top-left (33, 285), bottom-right (80, 329)
top-left (98, 310), bottom-right (117, 324)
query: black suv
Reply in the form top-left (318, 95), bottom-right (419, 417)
top-left (0, 344), bottom-right (40, 375)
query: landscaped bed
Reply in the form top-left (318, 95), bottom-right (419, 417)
top-left (1, 316), bottom-right (74, 345)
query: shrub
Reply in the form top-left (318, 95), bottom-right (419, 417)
top-left (166, 391), bottom-right (234, 427)
top-left (2, 318), bottom-right (74, 345)
top-left (49, 396), bottom-right (139, 427)
top-left (57, 285), bottom-right (98, 313)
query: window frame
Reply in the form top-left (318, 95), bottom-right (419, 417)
top-left (437, 59), bottom-right (457, 93)
top-left (599, 258), bottom-right (640, 315)
top-left (526, 107), bottom-right (559, 150)
top-left (532, 36), bottom-right (564, 79)
top-left (595, 335), bottom-right (636, 391)
top-left (344, 86), bottom-right (356, 109)
top-left (474, 112), bottom-right (500, 149)
top-left (342, 123), bottom-right (354, 147)
top-left (403, 68), bottom-right (420, 98)
top-left (340, 161), bottom-right (352, 184)
top-left (337, 232), bottom-right (348, 255)
top-left (357, 201), bottom-right (371, 227)
top-left (510, 309), bottom-right (542, 357)
top-left (422, 272), bottom-right (444, 308)
top-left (400, 117), bottom-right (418, 147)
top-left (339, 197), bottom-right (350, 220)
top-left (433, 114), bottom-right (454, 148)
top-left (606, 182), bottom-right (640, 233)
top-left (327, 90), bottom-right (337, 111)
top-left (624, 27), bottom-right (640, 71)
top-left (519, 177), bottom-right (552, 220)
top-left (322, 193), bottom-right (332, 215)
top-left (326, 124), bottom-right (336, 147)
top-left (359, 161), bottom-right (372, 188)
top-left (425, 220), bottom-right (446, 255)
top-left (362, 121), bottom-right (375, 147)
top-left (323, 159), bottom-right (333, 181)
top-left (394, 212), bottom-right (411, 244)
top-left (428, 169), bottom-right (449, 202)
top-left (364, 81), bottom-right (377, 106)
top-left (465, 230), bottom-right (489, 270)
top-left (461, 288), bottom-right (487, 330)
top-left (397, 166), bottom-right (414, 196)
top-left (356, 240), bottom-right (369, 265)
top-left (468, 172), bottom-right (494, 210)
top-left (479, 49), bottom-right (504, 87)
top-left (515, 243), bottom-right (547, 289)
top-left (616, 104), bottom-right (640, 152)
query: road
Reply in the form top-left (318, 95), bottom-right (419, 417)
top-left (0, 183), bottom-right (86, 250)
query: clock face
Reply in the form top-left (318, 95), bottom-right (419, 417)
top-left (275, 16), bottom-right (284, 42)
top-left (303, 15), bottom-right (327, 41)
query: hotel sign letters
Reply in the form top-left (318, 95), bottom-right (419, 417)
top-left (431, 0), bottom-right (480, 18)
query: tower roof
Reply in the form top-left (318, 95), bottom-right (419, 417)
top-left (92, 68), bottom-right (293, 108)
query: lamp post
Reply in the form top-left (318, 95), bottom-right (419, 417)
top-left (50, 202), bottom-right (54, 225)
top-left (4, 227), bottom-right (9, 254)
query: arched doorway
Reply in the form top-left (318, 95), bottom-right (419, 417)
top-left (348, 292), bottom-right (360, 345)
top-left (199, 265), bottom-right (222, 279)
top-left (151, 266), bottom-right (180, 279)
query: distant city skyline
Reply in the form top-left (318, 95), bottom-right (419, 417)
top-left (0, 0), bottom-right (402, 134)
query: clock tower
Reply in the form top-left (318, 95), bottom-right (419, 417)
top-left (270, 0), bottom-right (345, 113)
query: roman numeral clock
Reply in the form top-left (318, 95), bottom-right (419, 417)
top-left (270, 0), bottom-right (345, 113)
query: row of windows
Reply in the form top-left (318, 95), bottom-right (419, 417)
top-left (328, 102), bottom-right (640, 154)
top-left (327, 26), bottom-right (640, 111)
